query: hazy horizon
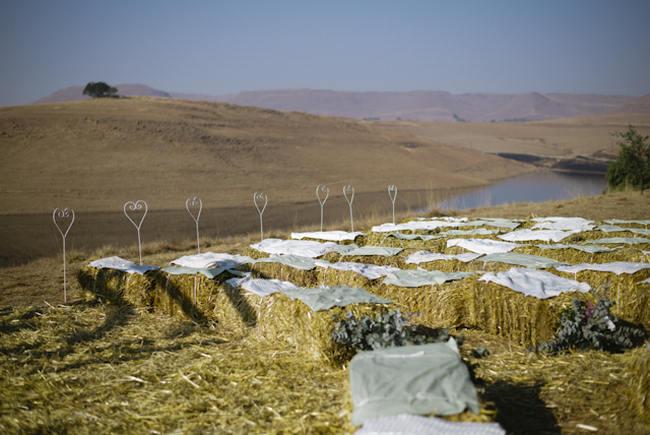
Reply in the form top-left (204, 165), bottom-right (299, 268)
top-left (2, 0), bottom-right (650, 107)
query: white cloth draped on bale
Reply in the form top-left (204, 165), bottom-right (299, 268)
top-left (171, 252), bottom-right (253, 269)
top-left (405, 250), bottom-right (482, 264)
top-left (447, 238), bottom-right (520, 255)
top-left (498, 229), bottom-right (580, 242)
top-left (555, 261), bottom-right (650, 275)
top-left (479, 267), bottom-right (591, 299)
top-left (250, 238), bottom-right (358, 258)
top-left (313, 260), bottom-right (400, 280)
top-left (532, 217), bottom-right (595, 231)
top-left (357, 414), bottom-right (505, 435)
top-left (88, 256), bottom-right (159, 275)
top-left (291, 231), bottom-right (364, 241)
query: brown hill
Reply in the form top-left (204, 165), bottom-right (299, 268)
top-left (35, 84), bottom-right (638, 122)
top-left (0, 96), bottom-right (529, 215)
top-left (33, 84), bottom-right (171, 104)
top-left (616, 93), bottom-right (650, 113)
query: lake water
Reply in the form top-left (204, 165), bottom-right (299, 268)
top-left (439, 171), bottom-right (607, 210)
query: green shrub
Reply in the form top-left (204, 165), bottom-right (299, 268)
top-left (537, 294), bottom-right (646, 354)
top-left (331, 309), bottom-right (450, 351)
top-left (606, 125), bottom-right (650, 192)
top-left (83, 82), bottom-right (118, 98)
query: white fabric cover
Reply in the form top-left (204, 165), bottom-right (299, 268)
top-left (291, 230), bottom-right (364, 241)
top-left (387, 233), bottom-right (441, 241)
top-left (226, 276), bottom-right (300, 297)
top-left (357, 414), bottom-right (505, 435)
top-left (480, 252), bottom-right (566, 269)
top-left (440, 228), bottom-right (499, 237)
top-left (371, 220), bottom-right (459, 233)
top-left (350, 339), bottom-right (480, 426)
top-left (605, 219), bottom-right (650, 226)
top-left (253, 254), bottom-right (316, 270)
top-left (641, 277), bottom-right (650, 284)
top-left (88, 256), bottom-right (159, 275)
top-left (405, 250), bottom-right (482, 264)
top-left (171, 252), bottom-right (253, 269)
top-left (313, 260), bottom-right (400, 280)
top-left (479, 267), bottom-right (591, 299)
top-left (532, 217), bottom-right (594, 231)
top-left (161, 265), bottom-right (227, 279)
top-left (343, 246), bottom-right (404, 257)
top-left (585, 237), bottom-right (650, 245)
top-left (596, 225), bottom-right (650, 236)
top-left (555, 262), bottom-right (650, 275)
top-left (447, 238), bottom-right (520, 254)
top-left (536, 243), bottom-right (619, 254)
top-left (498, 229), bottom-right (579, 242)
top-left (383, 269), bottom-right (476, 287)
top-left (250, 238), bottom-right (340, 258)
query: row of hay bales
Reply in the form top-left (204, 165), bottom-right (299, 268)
top-left (79, 218), bottom-right (650, 357)
top-left (77, 266), bottom-right (391, 366)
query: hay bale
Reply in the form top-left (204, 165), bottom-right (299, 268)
top-left (77, 266), bottom-right (157, 309)
top-left (553, 269), bottom-right (650, 330)
top-left (625, 346), bottom-right (650, 422)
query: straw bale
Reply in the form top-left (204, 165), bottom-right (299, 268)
top-left (77, 266), bottom-right (157, 309)
top-left (625, 346), bottom-right (649, 422)
top-left (250, 261), bottom-right (321, 287)
top-left (363, 232), bottom-right (446, 251)
top-left (553, 269), bottom-right (650, 330)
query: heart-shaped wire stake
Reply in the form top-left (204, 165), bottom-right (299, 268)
top-left (388, 184), bottom-right (398, 225)
top-left (254, 192), bottom-right (268, 242)
top-left (316, 184), bottom-right (330, 232)
top-left (53, 207), bottom-right (75, 303)
top-left (123, 200), bottom-right (148, 265)
top-left (343, 185), bottom-right (355, 232)
top-left (186, 196), bottom-right (203, 254)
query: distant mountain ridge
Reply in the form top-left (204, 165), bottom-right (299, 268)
top-left (34, 84), bottom-right (649, 122)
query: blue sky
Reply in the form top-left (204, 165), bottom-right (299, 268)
top-left (1, 0), bottom-right (649, 106)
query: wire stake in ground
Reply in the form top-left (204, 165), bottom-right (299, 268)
top-left (185, 196), bottom-right (203, 254)
top-left (254, 192), bottom-right (268, 242)
top-left (343, 185), bottom-right (355, 232)
top-left (52, 207), bottom-right (75, 303)
top-left (123, 200), bottom-right (148, 265)
top-left (388, 184), bottom-right (398, 224)
top-left (316, 184), bottom-right (329, 232)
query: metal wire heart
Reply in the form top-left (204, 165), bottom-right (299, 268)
top-left (388, 184), bottom-right (398, 203)
top-left (316, 184), bottom-right (329, 206)
top-left (185, 196), bottom-right (202, 224)
top-left (254, 192), bottom-right (268, 215)
top-left (53, 207), bottom-right (75, 238)
top-left (123, 200), bottom-right (148, 230)
top-left (343, 185), bottom-right (355, 205)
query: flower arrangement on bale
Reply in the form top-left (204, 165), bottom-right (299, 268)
top-left (537, 294), bottom-right (646, 354)
top-left (331, 309), bottom-right (452, 351)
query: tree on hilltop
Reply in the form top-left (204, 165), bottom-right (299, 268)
top-left (83, 82), bottom-right (118, 98)
top-left (606, 125), bottom-right (650, 192)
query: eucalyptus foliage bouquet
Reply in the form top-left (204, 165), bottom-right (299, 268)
top-left (537, 295), bottom-right (645, 354)
top-left (331, 310), bottom-right (450, 351)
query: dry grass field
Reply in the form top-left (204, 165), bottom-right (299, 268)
top-left (1, 192), bottom-right (649, 434)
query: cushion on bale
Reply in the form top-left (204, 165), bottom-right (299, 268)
top-left (88, 256), bottom-right (159, 275)
top-left (356, 414), bottom-right (505, 435)
top-left (596, 225), bottom-right (650, 236)
top-left (313, 260), bottom-right (400, 280)
top-left (161, 265), bottom-right (228, 279)
top-left (585, 237), bottom-right (650, 245)
top-left (343, 246), bottom-right (404, 257)
top-left (479, 267), bottom-right (591, 299)
top-left (532, 217), bottom-right (594, 231)
top-left (498, 229), bottom-right (579, 242)
top-left (440, 228), bottom-right (499, 237)
top-left (250, 238), bottom-right (353, 258)
top-left (536, 243), bottom-right (619, 254)
top-left (280, 285), bottom-right (392, 311)
top-left (383, 269), bottom-right (476, 287)
top-left (555, 261), bottom-right (650, 275)
top-left (350, 339), bottom-right (480, 426)
top-left (170, 252), bottom-right (253, 269)
top-left (447, 238), bottom-right (520, 254)
top-left (479, 252), bottom-right (567, 269)
top-left (253, 254), bottom-right (317, 270)
top-left (226, 275), bottom-right (301, 297)
top-left (387, 233), bottom-right (442, 241)
top-left (291, 231), bottom-right (364, 241)
top-left (405, 251), bottom-right (482, 264)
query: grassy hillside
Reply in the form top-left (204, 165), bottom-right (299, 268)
top-left (0, 97), bottom-right (529, 215)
